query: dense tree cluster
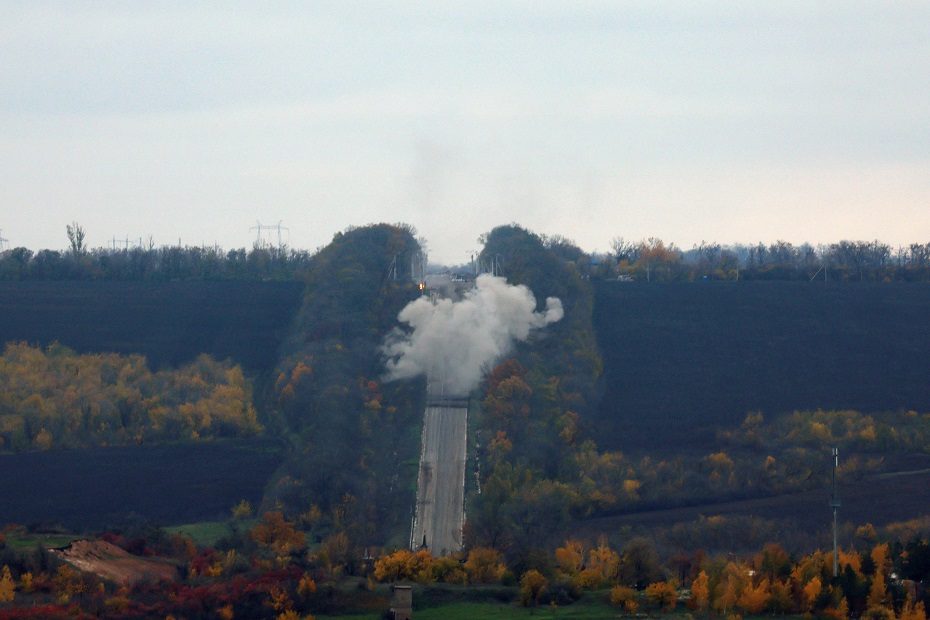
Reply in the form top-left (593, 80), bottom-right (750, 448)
top-left (1, 501), bottom-right (928, 619)
top-left (466, 225), bottom-right (606, 568)
top-left (265, 223), bottom-right (426, 547)
top-left (0, 343), bottom-right (260, 451)
top-left (723, 409), bottom-right (930, 456)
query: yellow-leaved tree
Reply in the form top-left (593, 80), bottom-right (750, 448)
top-left (737, 578), bottom-right (771, 615)
top-left (803, 576), bottom-right (822, 612)
top-left (519, 569), bottom-right (548, 607)
top-left (646, 581), bottom-right (678, 610)
top-left (689, 570), bottom-right (710, 612)
top-left (464, 547), bottom-right (507, 584)
top-left (0, 565), bottom-right (15, 602)
top-left (867, 570), bottom-right (888, 611)
top-left (554, 539), bottom-right (584, 576)
top-left (610, 585), bottom-right (639, 612)
top-left (901, 599), bottom-right (928, 620)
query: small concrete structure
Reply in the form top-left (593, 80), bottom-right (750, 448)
top-left (390, 584), bottom-right (412, 620)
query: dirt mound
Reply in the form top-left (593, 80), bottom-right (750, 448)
top-left (52, 540), bottom-right (178, 585)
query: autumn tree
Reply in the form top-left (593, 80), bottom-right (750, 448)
top-left (901, 599), bottom-right (928, 620)
top-left (519, 569), bottom-right (548, 607)
top-left (610, 585), bottom-right (639, 613)
top-left (635, 237), bottom-right (681, 282)
top-left (482, 359), bottom-right (533, 439)
top-left (251, 512), bottom-right (306, 558)
top-left (374, 549), bottom-right (416, 582)
top-left (768, 579), bottom-right (794, 614)
top-left (755, 542), bottom-right (792, 581)
top-left (430, 555), bottom-right (467, 584)
top-left (803, 576), bottom-right (823, 612)
top-left (464, 547), bottom-right (508, 584)
top-left (737, 578), bottom-right (770, 614)
top-left (645, 581), bottom-right (678, 610)
top-left (554, 539), bottom-right (584, 577)
top-left (713, 563), bottom-right (750, 615)
top-left (231, 500), bottom-right (253, 520)
top-left (866, 570), bottom-right (888, 611)
top-left (0, 565), bottom-right (14, 602)
top-left (582, 538), bottom-right (620, 589)
top-left (689, 570), bottom-right (710, 612)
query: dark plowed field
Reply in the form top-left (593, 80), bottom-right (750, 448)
top-left (0, 440), bottom-right (284, 529)
top-left (594, 281), bottom-right (930, 450)
top-left (582, 470), bottom-right (930, 533)
top-left (0, 280), bottom-right (304, 370)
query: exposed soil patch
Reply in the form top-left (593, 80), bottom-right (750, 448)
top-left (52, 540), bottom-right (178, 585)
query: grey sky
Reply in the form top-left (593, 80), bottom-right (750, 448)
top-left (2, 2), bottom-right (928, 264)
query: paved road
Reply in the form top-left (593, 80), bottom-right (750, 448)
top-left (410, 404), bottom-right (468, 555)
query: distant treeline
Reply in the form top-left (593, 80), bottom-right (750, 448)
top-left (6, 234), bottom-right (930, 282)
top-left (603, 238), bottom-right (930, 281)
top-left (0, 244), bottom-right (314, 281)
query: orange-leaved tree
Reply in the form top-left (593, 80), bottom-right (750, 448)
top-left (519, 569), bottom-right (548, 607)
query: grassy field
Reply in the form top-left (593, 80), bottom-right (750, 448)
top-left (0, 439), bottom-right (283, 530)
top-left (164, 518), bottom-right (257, 546)
top-left (593, 281), bottom-right (930, 450)
top-left (0, 280), bottom-right (303, 371)
top-left (2, 530), bottom-right (79, 551)
top-left (316, 594), bottom-right (624, 620)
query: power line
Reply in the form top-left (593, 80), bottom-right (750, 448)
top-left (249, 220), bottom-right (290, 249)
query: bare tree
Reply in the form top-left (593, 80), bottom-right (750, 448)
top-left (66, 221), bottom-right (86, 256)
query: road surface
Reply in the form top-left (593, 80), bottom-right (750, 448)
top-left (410, 403), bottom-right (468, 555)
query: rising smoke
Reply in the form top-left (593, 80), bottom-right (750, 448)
top-left (381, 274), bottom-right (564, 395)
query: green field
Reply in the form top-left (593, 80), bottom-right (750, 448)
top-left (164, 518), bottom-right (258, 547)
top-left (317, 599), bottom-right (622, 620)
top-left (2, 529), bottom-right (79, 552)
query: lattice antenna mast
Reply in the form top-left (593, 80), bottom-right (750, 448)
top-left (410, 250), bottom-right (427, 285)
top-left (110, 236), bottom-right (132, 251)
top-left (831, 447), bottom-right (841, 577)
top-left (250, 221), bottom-right (264, 246)
top-left (274, 220), bottom-right (289, 249)
top-left (489, 254), bottom-right (503, 277)
top-left (249, 220), bottom-right (289, 249)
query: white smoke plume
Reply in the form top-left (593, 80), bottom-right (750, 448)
top-left (382, 274), bottom-right (564, 395)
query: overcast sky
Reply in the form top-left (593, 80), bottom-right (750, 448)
top-left (1, 2), bottom-right (928, 264)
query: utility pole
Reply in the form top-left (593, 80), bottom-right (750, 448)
top-left (831, 447), bottom-right (841, 577)
top-left (0, 228), bottom-right (8, 251)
